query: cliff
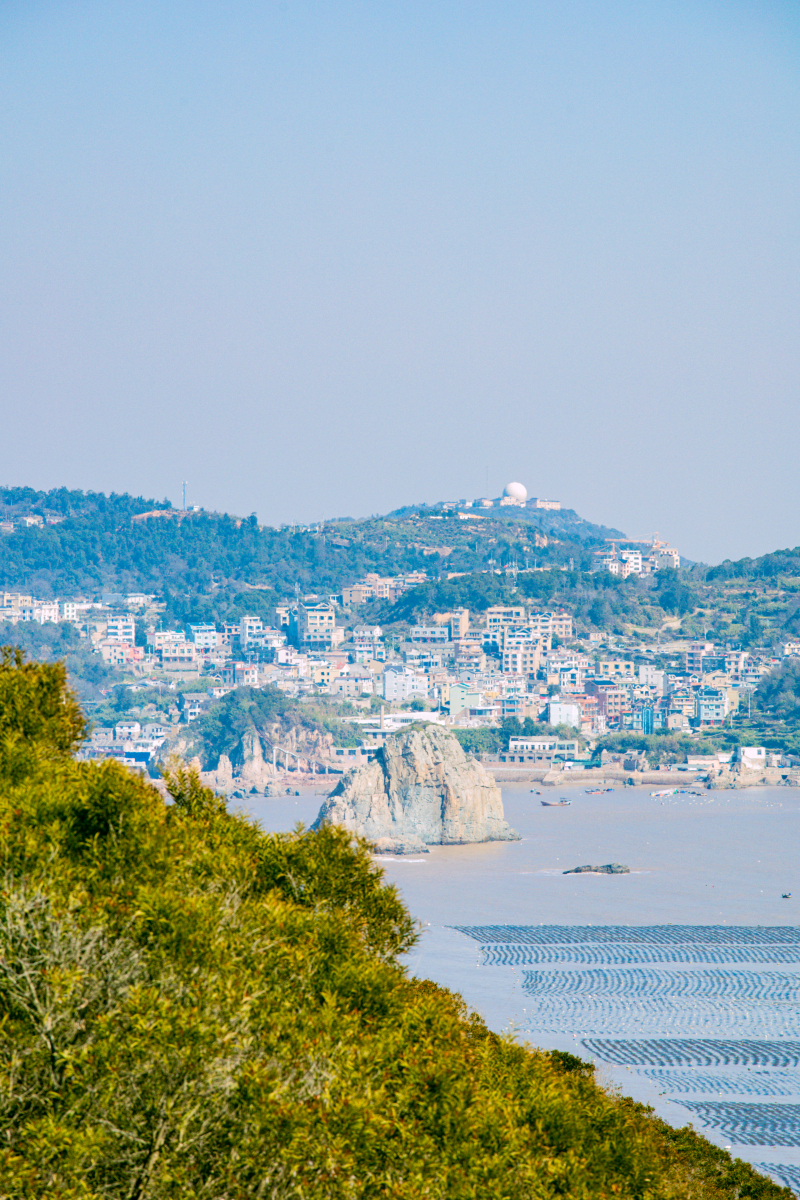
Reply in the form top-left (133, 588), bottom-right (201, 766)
top-left (313, 724), bottom-right (520, 853)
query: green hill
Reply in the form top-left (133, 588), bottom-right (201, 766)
top-left (0, 486), bottom-right (621, 604)
top-left (0, 650), bottom-right (789, 1198)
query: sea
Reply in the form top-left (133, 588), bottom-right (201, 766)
top-left (243, 782), bottom-right (800, 1195)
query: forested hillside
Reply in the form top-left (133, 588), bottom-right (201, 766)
top-left (0, 486), bottom-right (621, 602)
top-left (0, 650), bottom-right (788, 1199)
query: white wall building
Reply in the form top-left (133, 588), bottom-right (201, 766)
top-left (189, 623), bottom-right (219, 650)
top-left (383, 665), bottom-right (429, 702)
top-left (547, 700), bottom-right (582, 730)
top-left (107, 616), bottom-right (136, 642)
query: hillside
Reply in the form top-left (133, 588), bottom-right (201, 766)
top-left (5, 485), bottom-right (800, 705)
top-left (0, 486), bottom-right (624, 604)
top-left (0, 650), bottom-right (789, 1199)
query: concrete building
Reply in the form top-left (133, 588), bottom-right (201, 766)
top-left (160, 642), bottom-right (198, 671)
top-left (502, 642), bottom-right (542, 676)
top-left (484, 606), bottom-right (526, 639)
top-left (502, 736), bottom-right (579, 762)
top-left (448, 608), bottom-right (470, 640)
top-left (547, 700), bottom-right (582, 729)
top-left (239, 615), bottom-right (264, 646)
top-left (598, 659), bottom-right (635, 679)
top-left (694, 688), bottom-right (728, 725)
top-left (409, 624), bottom-right (449, 643)
top-left (188, 623), bottom-right (219, 651)
top-left (180, 692), bottom-right (213, 721)
top-left (292, 601), bottom-right (337, 650)
top-left (685, 642), bottom-right (716, 674)
top-left (149, 630), bottom-right (186, 651)
top-left (98, 640), bottom-right (143, 666)
top-left (527, 611), bottom-right (573, 640)
top-left (383, 665), bottom-right (429, 702)
top-left (351, 625), bottom-right (385, 662)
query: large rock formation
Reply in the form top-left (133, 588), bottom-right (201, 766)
top-left (313, 724), bottom-right (520, 853)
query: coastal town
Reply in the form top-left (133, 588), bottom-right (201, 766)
top-left (1, 485), bottom-right (794, 787)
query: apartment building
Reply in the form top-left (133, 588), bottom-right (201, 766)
top-left (484, 606), bottom-right (526, 639)
top-left (502, 645), bottom-right (542, 676)
top-left (410, 624), bottom-right (450, 643)
top-left (352, 626), bottom-right (385, 662)
top-left (160, 642), bottom-right (198, 669)
top-left (586, 681), bottom-right (630, 721)
top-left (106, 615), bottom-right (136, 642)
top-left (597, 658), bottom-right (635, 679)
top-left (149, 630), bottom-right (186, 651)
top-left (291, 601), bottom-right (337, 650)
top-left (547, 700), bottom-right (582, 729)
top-left (188, 623), bottom-right (219, 651)
top-left (694, 688), bottom-right (729, 725)
top-left (684, 642), bottom-right (716, 674)
top-left (449, 608), bottom-right (470, 640)
top-left (98, 640), bottom-right (143, 666)
top-left (527, 610), bottom-right (573, 639)
top-left (383, 664), bottom-right (428, 702)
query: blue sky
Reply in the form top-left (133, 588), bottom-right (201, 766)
top-left (1, 0), bottom-right (798, 561)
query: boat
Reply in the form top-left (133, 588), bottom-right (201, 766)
top-left (585, 787), bottom-right (615, 794)
top-left (541, 799), bottom-right (571, 807)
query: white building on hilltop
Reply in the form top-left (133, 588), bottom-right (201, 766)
top-left (500, 481), bottom-right (528, 507)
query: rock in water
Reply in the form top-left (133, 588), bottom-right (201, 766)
top-left (313, 724), bottom-right (520, 853)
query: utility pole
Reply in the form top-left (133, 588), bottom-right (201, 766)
top-left (182, 481), bottom-right (187, 512)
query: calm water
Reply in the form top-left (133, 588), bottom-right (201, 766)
top-left (241, 782), bottom-right (800, 1192)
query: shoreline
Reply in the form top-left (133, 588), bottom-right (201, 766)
top-left (485, 765), bottom-right (800, 789)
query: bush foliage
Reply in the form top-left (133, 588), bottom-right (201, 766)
top-left (0, 651), bottom-right (790, 1198)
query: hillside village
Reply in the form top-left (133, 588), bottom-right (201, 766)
top-left (3, 483), bottom-right (800, 788)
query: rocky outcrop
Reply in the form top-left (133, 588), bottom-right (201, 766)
top-left (563, 863), bottom-right (630, 875)
top-left (313, 724), bottom-right (520, 853)
top-left (200, 753), bottom-right (234, 793)
top-left (234, 728), bottom-right (275, 790)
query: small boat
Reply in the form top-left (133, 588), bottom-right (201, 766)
top-left (585, 787), bottom-right (615, 794)
top-left (530, 789), bottom-right (541, 795)
top-left (541, 798), bottom-right (571, 807)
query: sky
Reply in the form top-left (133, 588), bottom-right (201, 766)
top-left (1, 0), bottom-right (798, 563)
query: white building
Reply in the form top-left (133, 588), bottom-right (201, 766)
top-left (107, 615), bottom-right (136, 642)
top-left (638, 664), bottom-right (666, 692)
top-left (547, 700), bottom-right (582, 730)
top-left (409, 625), bottom-right (450, 643)
top-left (352, 626), bottom-right (385, 662)
top-left (383, 665), bottom-right (429, 702)
top-left (189, 623), bottom-right (219, 650)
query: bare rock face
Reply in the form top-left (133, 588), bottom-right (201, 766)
top-left (313, 724), bottom-right (520, 853)
top-left (233, 729), bottom-right (275, 791)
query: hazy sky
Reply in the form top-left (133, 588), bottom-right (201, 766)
top-left (1, 1), bottom-right (798, 563)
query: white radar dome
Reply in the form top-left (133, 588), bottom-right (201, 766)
top-left (503, 481), bottom-right (528, 502)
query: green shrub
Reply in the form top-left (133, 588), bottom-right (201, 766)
top-left (0, 651), bottom-right (790, 1198)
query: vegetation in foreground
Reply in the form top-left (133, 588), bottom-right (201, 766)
top-left (0, 647), bottom-right (791, 1198)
